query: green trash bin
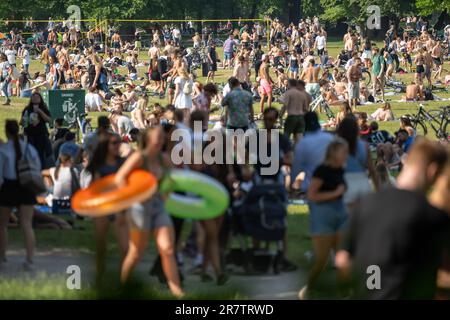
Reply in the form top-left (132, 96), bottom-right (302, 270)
top-left (42, 90), bottom-right (85, 126)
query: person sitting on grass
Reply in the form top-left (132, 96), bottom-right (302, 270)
top-left (404, 81), bottom-right (424, 101)
top-left (42, 144), bottom-right (80, 210)
top-left (370, 102), bottom-right (395, 122)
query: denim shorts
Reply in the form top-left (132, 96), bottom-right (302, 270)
top-left (127, 195), bottom-right (172, 231)
top-left (308, 200), bottom-right (348, 236)
top-left (224, 52), bottom-right (233, 60)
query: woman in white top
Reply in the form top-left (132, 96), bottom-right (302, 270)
top-left (174, 67), bottom-right (193, 124)
top-left (0, 120), bottom-right (40, 270)
top-left (42, 146), bottom-right (79, 201)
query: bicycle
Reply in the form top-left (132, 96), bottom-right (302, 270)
top-left (310, 95), bottom-right (335, 120)
top-left (360, 67), bottom-right (371, 86)
top-left (66, 111), bottom-right (93, 143)
top-left (408, 104), bottom-right (449, 141)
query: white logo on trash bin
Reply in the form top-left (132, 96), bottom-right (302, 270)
top-left (62, 98), bottom-right (78, 124)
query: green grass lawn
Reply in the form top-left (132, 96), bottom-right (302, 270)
top-left (0, 40), bottom-right (449, 299)
top-left (1, 41), bottom-right (449, 141)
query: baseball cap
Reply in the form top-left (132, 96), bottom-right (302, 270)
top-left (59, 142), bottom-right (79, 159)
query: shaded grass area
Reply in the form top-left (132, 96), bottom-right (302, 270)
top-left (2, 206), bottom-right (311, 299)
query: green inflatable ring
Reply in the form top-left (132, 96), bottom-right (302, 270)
top-left (159, 169), bottom-right (230, 220)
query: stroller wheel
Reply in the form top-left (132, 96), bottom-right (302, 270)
top-left (273, 252), bottom-right (283, 274)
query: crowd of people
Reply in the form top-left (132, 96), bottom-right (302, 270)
top-left (0, 15), bottom-right (449, 299)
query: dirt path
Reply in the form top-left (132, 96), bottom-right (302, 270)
top-left (0, 248), bottom-right (304, 299)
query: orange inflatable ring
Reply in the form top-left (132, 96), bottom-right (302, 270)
top-left (71, 169), bottom-right (158, 217)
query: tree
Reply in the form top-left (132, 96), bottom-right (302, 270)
top-left (416, 0), bottom-right (450, 16)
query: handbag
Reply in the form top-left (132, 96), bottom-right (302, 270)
top-left (17, 142), bottom-right (47, 195)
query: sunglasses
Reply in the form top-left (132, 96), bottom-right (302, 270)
top-left (110, 140), bottom-right (121, 145)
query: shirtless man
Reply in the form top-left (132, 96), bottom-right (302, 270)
top-left (148, 41), bottom-right (160, 61)
top-left (280, 79), bottom-right (311, 142)
top-left (344, 29), bottom-right (355, 58)
top-left (347, 57), bottom-right (362, 110)
top-left (259, 54), bottom-right (274, 114)
top-left (301, 58), bottom-right (321, 100)
top-left (423, 47), bottom-right (433, 88)
top-left (40, 45), bottom-right (50, 74)
top-left (431, 41), bottom-right (443, 82)
top-left (111, 31), bottom-right (122, 54)
top-left (405, 81), bottom-right (424, 101)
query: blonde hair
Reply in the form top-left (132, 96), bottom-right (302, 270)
top-left (177, 67), bottom-right (190, 80)
top-left (323, 137), bottom-right (348, 167)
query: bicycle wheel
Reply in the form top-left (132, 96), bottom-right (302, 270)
top-left (413, 120), bottom-right (428, 136)
top-left (362, 70), bottom-right (371, 86)
top-left (443, 119), bottom-right (449, 141)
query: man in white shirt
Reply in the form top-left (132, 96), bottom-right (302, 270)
top-left (85, 87), bottom-right (104, 112)
top-left (314, 31), bottom-right (327, 57)
top-left (4, 46), bottom-right (17, 66)
top-left (22, 46), bottom-right (30, 73)
top-left (172, 27), bottom-right (181, 47)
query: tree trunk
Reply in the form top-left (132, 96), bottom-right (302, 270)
top-left (250, 0), bottom-right (258, 19)
top-left (288, 0), bottom-right (301, 24)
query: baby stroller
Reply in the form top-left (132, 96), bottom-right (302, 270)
top-left (226, 175), bottom-right (288, 274)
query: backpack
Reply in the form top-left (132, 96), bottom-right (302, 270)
top-left (424, 88), bottom-right (434, 101)
top-left (183, 79), bottom-right (193, 95)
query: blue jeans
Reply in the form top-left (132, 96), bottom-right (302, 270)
top-left (2, 78), bottom-right (10, 101)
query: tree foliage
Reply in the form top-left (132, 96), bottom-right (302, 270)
top-left (0, 0), bottom-right (446, 24)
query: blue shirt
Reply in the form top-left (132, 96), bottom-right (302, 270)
top-left (223, 38), bottom-right (235, 53)
top-left (291, 130), bottom-right (334, 192)
top-left (403, 136), bottom-right (414, 153)
top-left (345, 139), bottom-right (368, 173)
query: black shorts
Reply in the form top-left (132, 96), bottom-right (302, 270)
top-left (150, 71), bottom-right (161, 81)
top-left (416, 65), bottom-right (425, 74)
top-left (433, 57), bottom-right (442, 66)
top-left (0, 179), bottom-right (37, 207)
top-left (209, 62), bottom-right (217, 72)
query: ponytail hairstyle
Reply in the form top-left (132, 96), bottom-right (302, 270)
top-left (5, 120), bottom-right (22, 161)
top-left (54, 154), bottom-right (71, 180)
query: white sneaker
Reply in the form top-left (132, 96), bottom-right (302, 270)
top-left (298, 285), bottom-right (309, 300)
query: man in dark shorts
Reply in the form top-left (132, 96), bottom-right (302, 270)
top-left (280, 79), bottom-right (311, 142)
top-left (336, 139), bottom-right (450, 299)
top-left (206, 42), bottom-right (218, 83)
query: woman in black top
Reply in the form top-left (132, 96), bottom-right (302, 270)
top-left (20, 92), bottom-right (53, 169)
top-left (299, 137), bottom-right (349, 299)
